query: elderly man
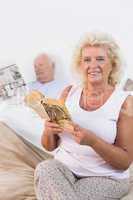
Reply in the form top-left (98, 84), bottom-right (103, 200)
top-left (28, 53), bottom-right (68, 98)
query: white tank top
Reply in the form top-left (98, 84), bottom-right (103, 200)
top-left (54, 85), bottom-right (130, 179)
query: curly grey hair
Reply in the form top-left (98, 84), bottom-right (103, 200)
top-left (72, 32), bottom-right (123, 86)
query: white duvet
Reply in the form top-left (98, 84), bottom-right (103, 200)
top-left (0, 100), bottom-right (44, 150)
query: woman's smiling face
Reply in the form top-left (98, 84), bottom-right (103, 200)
top-left (80, 46), bottom-right (113, 85)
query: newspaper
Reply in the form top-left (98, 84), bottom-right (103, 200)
top-left (0, 64), bottom-right (26, 102)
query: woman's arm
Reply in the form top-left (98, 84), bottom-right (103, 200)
top-left (71, 95), bottom-right (133, 170)
top-left (41, 121), bottom-right (62, 151)
top-left (41, 85), bottom-right (72, 151)
top-left (41, 132), bottom-right (60, 152)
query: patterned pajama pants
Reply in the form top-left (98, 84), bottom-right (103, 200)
top-left (34, 159), bottom-right (130, 200)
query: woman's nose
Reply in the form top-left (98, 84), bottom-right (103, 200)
top-left (88, 60), bottom-right (97, 69)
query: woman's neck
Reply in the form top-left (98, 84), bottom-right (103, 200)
top-left (84, 82), bottom-right (110, 96)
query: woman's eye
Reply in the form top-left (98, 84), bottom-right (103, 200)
top-left (84, 58), bottom-right (91, 62)
top-left (96, 57), bottom-right (105, 61)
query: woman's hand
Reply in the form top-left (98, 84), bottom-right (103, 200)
top-left (63, 123), bottom-right (95, 146)
top-left (44, 120), bottom-right (63, 136)
top-left (41, 120), bottom-right (63, 151)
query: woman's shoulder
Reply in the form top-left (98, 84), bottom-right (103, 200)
top-left (120, 94), bottom-right (133, 117)
top-left (59, 84), bottom-right (81, 102)
top-left (122, 94), bottom-right (133, 108)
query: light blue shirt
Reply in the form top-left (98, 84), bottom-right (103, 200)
top-left (28, 80), bottom-right (70, 99)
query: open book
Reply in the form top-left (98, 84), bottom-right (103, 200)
top-left (24, 90), bottom-right (72, 128)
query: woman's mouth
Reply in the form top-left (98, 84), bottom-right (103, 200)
top-left (88, 71), bottom-right (101, 76)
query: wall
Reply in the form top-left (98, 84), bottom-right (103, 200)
top-left (0, 0), bottom-right (132, 85)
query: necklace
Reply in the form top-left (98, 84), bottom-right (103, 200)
top-left (81, 88), bottom-right (110, 111)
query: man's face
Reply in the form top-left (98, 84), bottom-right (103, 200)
top-left (34, 56), bottom-right (54, 83)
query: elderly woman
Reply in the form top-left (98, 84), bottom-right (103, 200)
top-left (34, 32), bottom-right (133, 200)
